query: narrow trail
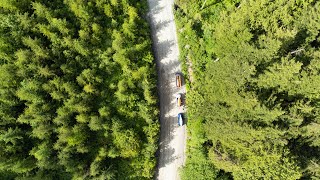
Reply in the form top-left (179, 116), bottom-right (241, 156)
top-left (147, 0), bottom-right (187, 179)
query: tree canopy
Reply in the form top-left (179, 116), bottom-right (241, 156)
top-left (175, 0), bottom-right (320, 179)
top-left (0, 0), bottom-right (158, 179)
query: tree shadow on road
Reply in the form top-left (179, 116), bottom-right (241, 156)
top-left (153, 39), bottom-right (175, 62)
top-left (154, 20), bottom-right (173, 32)
top-left (147, 1), bottom-right (185, 178)
top-left (154, 116), bottom-right (179, 176)
top-left (147, 0), bottom-right (165, 18)
top-left (154, 56), bottom-right (183, 178)
top-left (147, 1), bottom-right (171, 35)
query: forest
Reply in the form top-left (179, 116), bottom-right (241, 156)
top-left (0, 0), bottom-right (159, 179)
top-left (175, 0), bottom-right (320, 179)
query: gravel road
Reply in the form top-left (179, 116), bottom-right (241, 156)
top-left (147, 0), bottom-right (187, 180)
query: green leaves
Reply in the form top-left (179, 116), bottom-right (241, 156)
top-left (255, 57), bottom-right (302, 91)
top-left (0, 0), bottom-right (157, 179)
top-left (233, 150), bottom-right (301, 180)
top-left (176, 0), bottom-right (320, 179)
top-left (112, 121), bottom-right (141, 158)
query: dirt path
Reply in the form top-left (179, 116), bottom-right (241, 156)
top-left (147, 0), bottom-right (186, 179)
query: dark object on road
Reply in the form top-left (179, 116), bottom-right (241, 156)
top-left (178, 113), bottom-right (183, 126)
top-left (175, 73), bottom-right (182, 87)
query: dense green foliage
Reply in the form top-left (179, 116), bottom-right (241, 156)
top-left (0, 0), bottom-right (159, 179)
top-left (175, 0), bottom-right (320, 179)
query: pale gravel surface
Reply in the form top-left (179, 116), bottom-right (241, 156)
top-left (147, 0), bottom-right (187, 180)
